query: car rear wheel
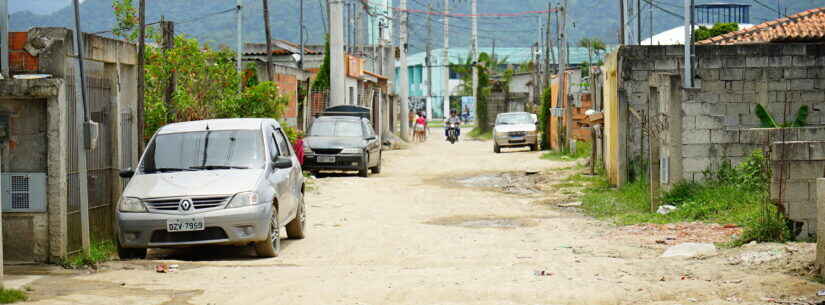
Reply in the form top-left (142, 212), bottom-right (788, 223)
top-left (530, 144), bottom-right (538, 151)
top-left (286, 194), bottom-right (306, 239)
top-left (117, 238), bottom-right (147, 260)
top-left (371, 152), bottom-right (382, 174)
top-left (255, 206), bottom-right (281, 258)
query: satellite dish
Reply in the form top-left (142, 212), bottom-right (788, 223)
top-left (291, 53), bottom-right (302, 63)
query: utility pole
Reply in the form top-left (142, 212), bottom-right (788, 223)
top-left (399, 0), bottom-right (410, 141)
top-left (426, 4), bottom-right (433, 106)
top-left (636, 0), bottom-right (641, 45)
top-left (263, 0), bottom-right (274, 82)
top-left (236, 0), bottom-right (243, 77)
top-left (137, 0), bottom-right (146, 152)
top-left (161, 20), bottom-right (176, 118)
top-left (71, 0), bottom-right (92, 255)
top-left (471, 0), bottom-right (478, 120)
top-left (557, 0), bottom-right (569, 151)
top-left (330, 0), bottom-right (345, 106)
top-left (319, 0), bottom-right (328, 35)
top-left (683, 0), bottom-right (694, 88)
top-left (545, 2), bottom-right (552, 80)
top-left (442, 0), bottom-right (450, 118)
top-left (618, 0), bottom-right (625, 44)
top-left (0, 0), bottom-right (8, 78)
top-left (299, 0), bottom-right (304, 69)
top-left (536, 15), bottom-right (542, 97)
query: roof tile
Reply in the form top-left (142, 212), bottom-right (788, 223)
top-left (697, 7), bottom-right (825, 45)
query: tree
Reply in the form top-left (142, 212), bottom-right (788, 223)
top-left (577, 38), bottom-right (606, 77)
top-left (694, 23), bottom-right (739, 41)
top-left (312, 35), bottom-right (332, 91)
top-left (450, 52), bottom-right (513, 132)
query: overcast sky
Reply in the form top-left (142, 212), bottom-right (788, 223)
top-left (10, 0), bottom-right (82, 15)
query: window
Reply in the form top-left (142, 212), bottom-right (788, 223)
top-left (309, 120), bottom-right (364, 137)
top-left (267, 127), bottom-right (279, 160)
top-left (275, 129), bottom-right (292, 157)
top-left (362, 120), bottom-right (375, 137)
top-left (449, 68), bottom-right (460, 80)
top-left (142, 130), bottom-right (266, 172)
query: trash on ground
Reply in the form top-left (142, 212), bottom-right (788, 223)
top-left (657, 205), bottom-right (677, 215)
top-left (533, 270), bottom-right (554, 276)
top-left (558, 202), bottom-right (582, 208)
top-left (817, 290), bottom-right (825, 297)
top-left (660, 243), bottom-right (717, 258)
top-left (155, 264), bottom-right (178, 273)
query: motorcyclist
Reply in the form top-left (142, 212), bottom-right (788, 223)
top-left (445, 110), bottom-right (461, 140)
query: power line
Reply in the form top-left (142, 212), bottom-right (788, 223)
top-left (641, 0), bottom-right (683, 19)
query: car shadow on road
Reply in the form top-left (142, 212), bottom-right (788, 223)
top-left (497, 148), bottom-right (534, 154)
top-left (147, 239), bottom-right (299, 261)
top-left (313, 172), bottom-right (360, 178)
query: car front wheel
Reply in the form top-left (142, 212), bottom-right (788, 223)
top-left (286, 194), bottom-right (306, 239)
top-left (255, 206), bottom-right (281, 257)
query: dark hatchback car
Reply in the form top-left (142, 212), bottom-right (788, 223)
top-left (303, 115), bottom-right (382, 177)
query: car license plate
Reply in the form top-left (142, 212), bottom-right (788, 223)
top-left (318, 155), bottom-right (336, 163)
top-left (167, 217), bottom-right (205, 232)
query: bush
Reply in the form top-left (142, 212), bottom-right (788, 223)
top-left (0, 289), bottom-right (26, 304)
top-left (541, 140), bottom-right (592, 161)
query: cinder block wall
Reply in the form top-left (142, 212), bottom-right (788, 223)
top-left (619, 43), bottom-right (825, 182)
top-left (772, 141), bottom-right (825, 236)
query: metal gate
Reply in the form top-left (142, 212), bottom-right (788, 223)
top-left (67, 76), bottom-right (116, 254)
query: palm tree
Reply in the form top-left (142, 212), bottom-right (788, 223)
top-left (577, 38), bottom-right (606, 77)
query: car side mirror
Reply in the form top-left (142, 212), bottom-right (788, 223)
top-left (119, 168), bottom-right (135, 179)
top-left (272, 157), bottom-right (293, 169)
top-left (365, 136), bottom-right (377, 141)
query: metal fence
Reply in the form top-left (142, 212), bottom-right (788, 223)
top-left (66, 75), bottom-right (116, 254)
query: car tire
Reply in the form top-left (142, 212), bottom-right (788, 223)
top-left (530, 144), bottom-right (538, 151)
top-left (358, 153), bottom-right (369, 177)
top-left (255, 206), bottom-right (281, 258)
top-left (117, 238), bottom-right (147, 260)
top-left (371, 152), bottom-right (382, 174)
top-left (494, 143), bottom-right (501, 154)
top-left (286, 194), bottom-right (306, 239)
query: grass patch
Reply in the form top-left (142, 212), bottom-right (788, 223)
top-left (574, 150), bottom-right (791, 246)
top-left (62, 240), bottom-right (116, 268)
top-left (468, 128), bottom-right (492, 140)
top-left (541, 141), bottom-right (592, 161)
top-left (0, 289), bottom-right (27, 304)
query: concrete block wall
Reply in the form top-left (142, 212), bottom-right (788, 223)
top-left (618, 43), bottom-right (825, 182)
top-left (772, 141), bottom-right (825, 237)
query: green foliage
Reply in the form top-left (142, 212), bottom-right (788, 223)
top-left (312, 35), bottom-right (332, 91)
top-left (450, 52), bottom-right (514, 132)
top-left (538, 86), bottom-right (552, 149)
top-left (0, 289), bottom-right (27, 304)
top-left (694, 23), bottom-right (740, 41)
top-left (468, 127), bottom-right (492, 140)
top-left (62, 240), bottom-right (116, 268)
top-left (754, 104), bottom-right (810, 128)
top-left (571, 149), bottom-right (791, 245)
top-left (541, 141), bottom-right (592, 161)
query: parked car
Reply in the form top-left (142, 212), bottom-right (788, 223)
top-left (493, 112), bottom-right (539, 153)
top-left (302, 114), bottom-right (382, 177)
top-left (116, 118), bottom-right (306, 259)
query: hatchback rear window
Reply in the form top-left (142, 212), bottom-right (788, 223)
top-left (309, 120), bottom-right (363, 137)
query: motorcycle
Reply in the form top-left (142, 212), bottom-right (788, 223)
top-left (446, 122), bottom-right (459, 144)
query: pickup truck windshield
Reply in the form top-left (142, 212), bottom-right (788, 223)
top-left (141, 130), bottom-right (265, 173)
top-left (309, 120), bottom-right (363, 137)
top-left (496, 113), bottom-right (533, 125)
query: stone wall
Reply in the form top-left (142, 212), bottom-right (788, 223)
top-left (618, 43), bottom-right (825, 182)
top-left (771, 141), bottom-right (825, 236)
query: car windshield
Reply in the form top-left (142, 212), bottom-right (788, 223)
top-left (141, 130), bottom-right (265, 173)
top-left (309, 120), bottom-right (364, 137)
top-left (496, 113), bottom-right (533, 125)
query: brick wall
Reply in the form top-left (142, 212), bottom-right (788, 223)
top-left (771, 141), bottom-right (825, 236)
top-left (618, 43), bottom-right (825, 181)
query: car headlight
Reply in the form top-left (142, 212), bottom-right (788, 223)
top-left (495, 131), bottom-right (506, 137)
top-left (341, 148), bottom-right (362, 154)
top-left (119, 197), bottom-right (146, 213)
top-left (227, 192), bottom-right (259, 208)
top-left (303, 142), bottom-right (313, 154)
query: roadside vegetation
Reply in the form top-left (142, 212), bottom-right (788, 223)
top-left (541, 141), bottom-right (592, 161)
top-left (557, 150), bottom-right (792, 246)
top-left (61, 240), bottom-right (116, 268)
top-left (0, 289), bottom-right (27, 304)
top-left (468, 128), bottom-right (492, 140)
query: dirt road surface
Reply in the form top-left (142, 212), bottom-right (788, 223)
top-left (17, 132), bottom-right (825, 305)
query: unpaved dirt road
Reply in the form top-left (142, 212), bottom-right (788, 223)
top-left (18, 132), bottom-right (825, 304)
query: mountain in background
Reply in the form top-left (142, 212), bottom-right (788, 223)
top-left (9, 0), bottom-right (825, 56)
top-left (10, 0), bottom-right (70, 15)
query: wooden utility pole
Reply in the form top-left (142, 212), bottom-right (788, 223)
top-left (442, 0), bottom-right (450, 117)
top-left (263, 0), bottom-right (274, 82)
top-left (236, 0), bottom-right (243, 77)
top-left (544, 2), bottom-right (552, 81)
top-left (161, 20), bottom-right (176, 119)
top-left (299, 0), bottom-right (304, 69)
top-left (71, 0), bottom-right (92, 256)
top-left (618, 0), bottom-right (625, 44)
top-left (471, 0), bottom-right (478, 112)
top-left (137, 0), bottom-right (146, 151)
top-left (556, 0), bottom-right (568, 151)
top-left (0, 0), bottom-right (8, 78)
top-left (426, 4), bottom-right (433, 118)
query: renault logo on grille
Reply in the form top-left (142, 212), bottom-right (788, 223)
top-left (179, 198), bottom-right (193, 211)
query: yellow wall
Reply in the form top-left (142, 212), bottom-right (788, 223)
top-left (602, 51), bottom-right (620, 185)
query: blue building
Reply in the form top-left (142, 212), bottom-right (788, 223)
top-left (395, 47), bottom-right (605, 119)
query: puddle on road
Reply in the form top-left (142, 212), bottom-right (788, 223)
top-left (454, 172), bottom-right (546, 195)
top-left (427, 216), bottom-right (538, 229)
